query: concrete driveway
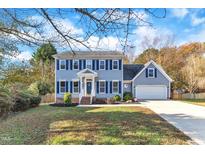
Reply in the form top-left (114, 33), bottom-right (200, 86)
top-left (142, 100), bottom-right (205, 145)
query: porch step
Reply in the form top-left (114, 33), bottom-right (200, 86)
top-left (80, 96), bottom-right (91, 105)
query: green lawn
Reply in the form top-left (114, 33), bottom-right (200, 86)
top-left (0, 104), bottom-right (192, 145)
top-left (183, 99), bottom-right (205, 107)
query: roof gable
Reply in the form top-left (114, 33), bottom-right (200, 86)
top-left (123, 64), bottom-right (144, 80)
top-left (131, 60), bottom-right (173, 82)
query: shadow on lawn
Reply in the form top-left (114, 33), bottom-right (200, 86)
top-left (45, 107), bottom-right (191, 145)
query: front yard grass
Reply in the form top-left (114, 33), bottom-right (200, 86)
top-left (0, 105), bottom-right (192, 145)
top-left (183, 99), bottom-right (205, 107)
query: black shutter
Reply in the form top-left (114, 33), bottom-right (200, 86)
top-left (110, 81), bottom-right (112, 93)
top-left (66, 81), bottom-right (69, 92)
top-left (70, 60), bottom-right (73, 70)
top-left (79, 59), bottom-right (82, 70)
top-left (155, 68), bottom-right (157, 78)
top-left (106, 60), bottom-right (109, 70)
top-left (57, 81), bottom-right (59, 94)
top-left (66, 60), bottom-right (69, 70)
top-left (57, 59), bottom-right (59, 70)
top-left (119, 81), bottom-right (121, 94)
top-left (70, 81), bottom-right (73, 93)
top-left (92, 59), bottom-right (95, 70)
top-left (145, 68), bottom-right (148, 77)
top-left (96, 60), bottom-right (99, 70)
top-left (106, 81), bottom-right (108, 93)
top-left (119, 59), bottom-right (122, 70)
top-left (79, 81), bottom-right (80, 93)
top-left (96, 81), bottom-right (99, 93)
top-left (109, 60), bottom-right (112, 70)
top-left (83, 59), bottom-right (86, 69)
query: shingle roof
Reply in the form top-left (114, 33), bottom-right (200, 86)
top-left (53, 51), bottom-right (124, 59)
top-left (123, 64), bottom-right (144, 80)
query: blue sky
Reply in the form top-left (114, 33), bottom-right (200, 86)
top-left (13, 8), bottom-right (205, 61)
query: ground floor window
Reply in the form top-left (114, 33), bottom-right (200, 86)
top-left (60, 81), bottom-right (66, 93)
top-left (99, 81), bottom-right (105, 93)
top-left (73, 81), bottom-right (79, 93)
top-left (112, 81), bottom-right (118, 93)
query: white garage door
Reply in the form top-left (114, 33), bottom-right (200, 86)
top-left (135, 85), bottom-right (167, 99)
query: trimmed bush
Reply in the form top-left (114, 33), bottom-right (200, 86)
top-left (28, 81), bottom-right (51, 96)
top-left (64, 92), bottom-right (72, 104)
top-left (12, 91), bottom-right (41, 112)
top-left (113, 95), bottom-right (121, 101)
top-left (123, 92), bottom-right (133, 101)
top-left (0, 86), bottom-right (13, 117)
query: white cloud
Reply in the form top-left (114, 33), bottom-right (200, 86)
top-left (171, 8), bottom-right (189, 18)
top-left (11, 51), bottom-right (32, 61)
top-left (133, 26), bottom-right (174, 55)
top-left (191, 14), bottom-right (205, 26)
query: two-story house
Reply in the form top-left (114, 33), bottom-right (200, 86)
top-left (53, 51), bottom-right (173, 104)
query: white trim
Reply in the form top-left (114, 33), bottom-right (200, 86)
top-left (112, 60), bottom-right (119, 70)
top-left (123, 80), bottom-right (132, 83)
top-left (169, 82), bottom-right (171, 99)
top-left (99, 80), bottom-right (106, 94)
top-left (60, 60), bottom-right (66, 70)
top-left (112, 80), bottom-right (119, 94)
top-left (99, 60), bottom-right (105, 70)
top-left (73, 59), bottom-right (79, 70)
top-left (86, 59), bottom-right (92, 69)
top-left (59, 80), bottom-right (66, 94)
top-left (77, 68), bottom-right (97, 76)
top-left (148, 68), bottom-right (155, 78)
top-left (132, 60), bottom-right (173, 82)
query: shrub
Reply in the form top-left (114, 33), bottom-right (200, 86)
top-left (113, 95), bottom-right (121, 101)
top-left (64, 92), bottom-right (72, 104)
top-left (38, 81), bottom-right (51, 95)
top-left (123, 92), bottom-right (133, 101)
top-left (0, 86), bottom-right (13, 117)
top-left (30, 96), bottom-right (41, 107)
top-left (28, 82), bottom-right (39, 96)
top-left (12, 90), bottom-right (41, 112)
top-left (28, 81), bottom-right (51, 96)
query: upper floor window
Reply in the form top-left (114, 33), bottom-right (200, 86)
top-left (73, 81), bottom-right (79, 93)
top-left (113, 60), bottom-right (118, 70)
top-left (73, 60), bottom-right (79, 70)
top-left (99, 81), bottom-right (105, 93)
top-left (112, 81), bottom-right (119, 93)
top-left (60, 81), bottom-right (66, 93)
top-left (100, 60), bottom-right (105, 70)
top-left (86, 60), bottom-right (92, 69)
top-left (148, 68), bottom-right (155, 78)
top-left (60, 60), bottom-right (66, 70)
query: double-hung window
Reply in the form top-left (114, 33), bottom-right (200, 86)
top-left (113, 60), bottom-right (118, 70)
top-left (60, 81), bottom-right (66, 93)
top-left (99, 60), bottom-right (105, 70)
top-left (148, 68), bottom-right (155, 78)
top-left (73, 60), bottom-right (79, 70)
top-left (73, 81), bottom-right (79, 93)
top-left (112, 81), bottom-right (118, 93)
top-left (99, 81), bottom-right (105, 93)
top-left (86, 60), bottom-right (92, 69)
top-left (60, 60), bottom-right (66, 70)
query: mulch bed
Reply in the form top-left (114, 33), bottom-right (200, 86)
top-left (49, 103), bottom-right (79, 107)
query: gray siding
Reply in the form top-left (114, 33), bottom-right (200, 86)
top-left (132, 63), bottom-right (170, 98)
top-left (55, 58), bottom-right (123, 99)
top-left (123, 82), bottom-right (132, 93)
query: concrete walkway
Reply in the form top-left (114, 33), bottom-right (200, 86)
top-left (78, 103), bottom-right (144, 107)
top-left (143, 100), bottom-right (205, 145)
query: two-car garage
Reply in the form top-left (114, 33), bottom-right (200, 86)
top-left (135, 85), bottom-right (168, 100)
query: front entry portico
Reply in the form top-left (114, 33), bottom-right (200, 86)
top-left (77, 69), bottom-right (98, 103)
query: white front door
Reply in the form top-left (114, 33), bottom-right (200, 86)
top-left (135, 85), bottom-right (167, 99)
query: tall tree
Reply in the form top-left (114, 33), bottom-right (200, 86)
top-left (32, 43), bottom-right (57, 79)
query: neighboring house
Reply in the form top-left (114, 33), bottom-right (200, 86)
top-left (53, 51), bottom-right (173, 104)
